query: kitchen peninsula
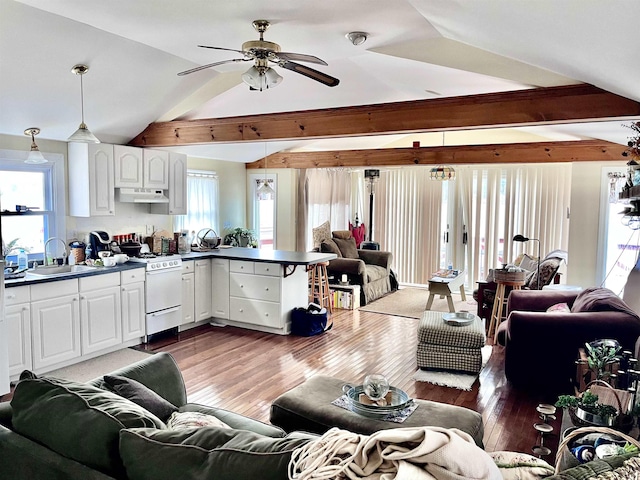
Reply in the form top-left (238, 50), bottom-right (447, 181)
top-left (181, 247), bottom-right (336, 335)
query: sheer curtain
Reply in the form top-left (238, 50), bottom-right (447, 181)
top-left (374, 168), bottom-right (443, 285)
top-left (458, 163), bottom-right (571, 284)
top-left (173, 171), bottom-right (219, 235)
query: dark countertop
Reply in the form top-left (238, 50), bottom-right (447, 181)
top-left (180, 247), bottom-right (336, 265)
top-left (4, 262), bottom-right (145, 288)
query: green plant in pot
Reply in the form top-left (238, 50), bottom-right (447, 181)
top-left (222, 227), bottom-right (258, 248)
top-left (556, 390), bottom-right (618, 427)
top-left (584, 339), bottom-right (621, 383)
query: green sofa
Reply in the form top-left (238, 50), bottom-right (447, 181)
top-left (0, 352), bottom-right (314, 480)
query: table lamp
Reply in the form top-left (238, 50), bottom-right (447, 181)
top-left (513, 234), bottom-right (541, 289)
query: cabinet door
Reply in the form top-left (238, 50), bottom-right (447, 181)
top-left (168, 153), bottom-right (187, 214)
top-left (181, 272), bottom-right (195, 325)
top-left (211, 258), bottom-right (230, 319)
top-left (194, 259), bottom-right (212, 322)
top-left (114, 145), bottom-right (143, 188)
top-left (143, 149), bottom-right (169, 189)
top-left (88, 143), bottom-right (115, 216)
top-left (31, 295), bottom-right (81, 370)
top-left (80, 286), bottom-right (122, 355)
top-left (121, 282), bottom-right (145, 342)
top-left (6, 303), bottom-right (32, 377)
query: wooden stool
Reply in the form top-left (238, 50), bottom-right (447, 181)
top-left (308, 261), bottom-right (333, 313)
top-left (488, 280), bottom-right (524, 344)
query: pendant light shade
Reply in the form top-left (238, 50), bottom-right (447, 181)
top-left (257, 143), bottom-right (275, 200)
top-left (429, 165), bottom-right (455, 180)
top-left (242, 65), bottom-right (283, 91)
top-left (24, 128), bottom-right (47, 164)
top-left (68, 64), bottom-right (100, 143)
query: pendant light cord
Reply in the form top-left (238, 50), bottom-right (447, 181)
top-left (79, 73), bottom-right (85, 125)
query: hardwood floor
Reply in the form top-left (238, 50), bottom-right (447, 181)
top-left (144, 308), bottom-right (564, 458)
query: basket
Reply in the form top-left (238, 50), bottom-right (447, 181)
top-left (568, 380), bottom-right (633, 432)
top-left (554, 426), bottom-right (640, 474)
top-left (493, 269), bottom-right (526, 282)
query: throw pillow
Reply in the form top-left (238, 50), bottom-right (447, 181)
top-left (489, 451), bottom-right (554, 479)
top-left (331, 230), bottom-right (352, 240)
top-left (546, 302), bottom-right (571, 313)
top-left (167, 411), bottom-right (230, 430)
top-left (320, 239), bottom-right (342, 257)
top-left (525, 258), bottom-right (560, 289)
top-left (311, 221), bottom-right (331, 249)
top-left (103, 374), bottom-right (178, 422)
top-left (11, 374), bottom-right (165, 477)
top-left (119, 426), bottom-right (312, 480)
top-left (333, 237), bottom-right (359, 259)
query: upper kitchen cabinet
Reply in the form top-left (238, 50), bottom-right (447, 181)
top-left (68, 142), bottom-right (115, 217)
top-left (114, 146), bottom-right (169, 189)
top-left (151, 153), bottom-right (187, 215)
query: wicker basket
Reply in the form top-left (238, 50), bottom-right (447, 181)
top-left (493, 269), bottom-right (526, 282)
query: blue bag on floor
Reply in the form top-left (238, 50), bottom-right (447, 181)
top-left (291, 307), bottom-right (332, 336)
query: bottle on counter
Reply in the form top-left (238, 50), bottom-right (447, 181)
top-left (178, 232), bottom-right (190, 254)
top-left (17, 249), bottom-right (28, 270)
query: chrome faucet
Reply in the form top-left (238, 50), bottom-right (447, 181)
top-left (44, 237), bottom-right (68, 266)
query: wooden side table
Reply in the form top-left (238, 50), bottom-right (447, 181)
top-left (426, 270), bottom-right (466, 313)
top-left (487, 279), bottom-right (524, 344)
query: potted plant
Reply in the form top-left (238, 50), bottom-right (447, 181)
top-left (223, 227), bottom-right (258, 248)
top-left (556, 390), bottom-right (619, 427)
top-left (584, 339), bottom-right (621, 382)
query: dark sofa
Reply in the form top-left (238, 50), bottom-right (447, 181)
top-left (497, 287), bottom-right (640, 396)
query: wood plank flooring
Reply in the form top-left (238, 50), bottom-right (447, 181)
top-left (144, 308), bottom-right (564, 458)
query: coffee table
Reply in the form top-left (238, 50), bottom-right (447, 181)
top-left (426, 270), bottom-right (466, 313)
top-left (269, 374), bottom-right (485, 447)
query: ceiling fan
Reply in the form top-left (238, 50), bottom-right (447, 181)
top-left (177, 19), bottom-right (340, 90)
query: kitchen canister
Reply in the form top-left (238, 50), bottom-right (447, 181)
top-left (69, 241), bottom-right (86, 264)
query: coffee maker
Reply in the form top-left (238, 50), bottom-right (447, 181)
top-left (89, 231), bottom-right (111, 259)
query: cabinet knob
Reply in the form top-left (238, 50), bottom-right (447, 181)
top-left (240, 284), bottom-right (244, 288)
top-left (73, 297), bottom-right (78, 302)
top-left (6, 294), bottom-right (15, 299)
top-left (22, 307), bottom-right (28, 312)
top-left (122, 288), bottom-right (126, 292)
top-left (265, 313), bottom-right (269, 317)
top-left (265, 287), bottom-right (269, 291)
top-left (239, 308), bottom-right (244, 313)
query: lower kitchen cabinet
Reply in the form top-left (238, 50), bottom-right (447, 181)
top-left (211, 258), bottom-right (229, 319)
top-left (194, 259), bottom-right (212, 322)
top-left (80, 274), bottom-right (122, 355)
top-left (181, 272), bottom-right (195, 326)
top-left (121, 269), bottom-right (146, 342)
top-left (6, 303), bottom-right (32, 377)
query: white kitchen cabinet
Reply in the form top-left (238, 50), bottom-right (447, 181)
top-left (30, 279), bottom-right (81, 370)
top-left (114, 145), bottom-right (143, 188)
top-left (5, 285), bottom-right (32, 377)
top-left (79, 273), bottom-right (122, 355)
top-left (143, 149), bottom-right (169, 189)
top-left (211, 258), bottom-right (230, 320)
top-left (181, 272), bottom-right (195, 326)
top-left (0, 270), bottom-right (10, 395)
top-left (68, 142), bottom-right (115, 217)
top-left (120, 268), bottom-right (146, 342)
top-left (151, 153), bottom-right (187, 215)
top-left (194, 259), bottom-right (212, 322)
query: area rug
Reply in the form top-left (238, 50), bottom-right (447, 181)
top-left (44, 348), bottom-right (153, 382)
top-left (358, 287), bottom-right (477, 319)
top-left (413, 345), bottom-right (492, 391)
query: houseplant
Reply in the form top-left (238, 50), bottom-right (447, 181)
top-left (556, 389), bottom-right (618, 427)
top-left (223, 227), bottom-right (258, 248)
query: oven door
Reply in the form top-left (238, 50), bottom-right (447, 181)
top-left (145, 267), bottom-right (182, 313)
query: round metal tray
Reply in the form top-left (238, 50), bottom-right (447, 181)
top-left (341, 384), bottom-right (413, 418)
top-left (442, 312), bottom-right (476, 326)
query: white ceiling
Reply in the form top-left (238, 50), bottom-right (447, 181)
top-left (1, 0), bottom-right (639, 163)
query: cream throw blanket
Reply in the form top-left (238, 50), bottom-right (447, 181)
top-left (289, 426), bottom-right (501, 480)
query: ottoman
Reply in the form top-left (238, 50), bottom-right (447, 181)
top-left (416, 311), bottom-right (486, 373)
top-left (269, 375), bottom-right (484, 447)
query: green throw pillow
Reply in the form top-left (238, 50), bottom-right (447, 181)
top-left (11, 374), bottom-right (166, 477)
top-left (119, 427), bottom-right (311, 480)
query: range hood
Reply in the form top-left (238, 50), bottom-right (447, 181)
top-left (117, 188), bottom-right (169, 204)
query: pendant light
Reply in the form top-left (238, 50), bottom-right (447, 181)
top-left (256, 143), bottom-right (275, 200)
top-left (24, 128), bottom-right (47, 164)
top-left (68, 64), bottom-right (100, 143)
top-left (429, 132), bottom-right (455, 181)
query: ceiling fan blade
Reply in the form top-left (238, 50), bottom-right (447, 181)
top-left (198, 45), bottom-right (246, 55)
top-left (278, 60), bottom-right (340, 87)
top-left (277, 52), bottom-right (327, 66)
top-left (177, 58), bottom-right (247, 76)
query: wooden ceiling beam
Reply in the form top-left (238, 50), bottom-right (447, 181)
top-left (245, 140), bottom-right (625, 169)
top-left (129, 84), bottom-right (640, 147)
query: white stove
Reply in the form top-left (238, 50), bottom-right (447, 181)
top-left (128, 254), bottom-right (182, 271)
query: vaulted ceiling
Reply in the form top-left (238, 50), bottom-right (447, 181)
top-left (2, 0), bottom-right (639, 163)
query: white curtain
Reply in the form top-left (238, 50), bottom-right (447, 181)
top-left (374, 168), bottom-right (443, 285)
top-left (458, 163), bottom-right (571, 284)
top-left (173, 172), bottom-right (219, 236)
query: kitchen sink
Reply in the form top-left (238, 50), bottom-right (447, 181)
top-left (26, 264), bottom-right (97, 277)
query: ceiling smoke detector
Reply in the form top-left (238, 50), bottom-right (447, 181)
top-left (346, 31), bottom-right (367, 46)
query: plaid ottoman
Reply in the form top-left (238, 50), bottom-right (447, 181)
top-left (416, 311), bottom-right (486, 373)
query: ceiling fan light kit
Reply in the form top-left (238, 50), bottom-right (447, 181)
top-left (68, 64), bottom-right (100, 143)
top-left (24, 127), bottom-right (47, 164)
top-left (346, 31), bottom-right (367, 46)
top-left (179, 19), bottom-right (339, 89)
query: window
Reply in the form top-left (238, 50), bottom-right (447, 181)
top-left (0, 149), bottom-right (64, 263)
top-left (173, 170), bottom-right (219, 238)
top-left (251, 174), bottom-right (276, 250)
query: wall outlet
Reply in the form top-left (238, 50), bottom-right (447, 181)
top-left (146, 225), bottom-right (154, 235)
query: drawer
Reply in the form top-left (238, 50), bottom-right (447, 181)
top-left (230, 260), bottom-right (254, 274)
top-left (120, 268), bottom-right (146, 285)
top-left (230, 273), bottom-right (280, 302)
top-left (79, 272), bottom-right (120, 291)
top-left (5, 285), bottom-right (30, 306)
top-left (31, 278), bottom-right (78, 301)
top-left (181, 260), bottom-right (194, 273)
top-left (229, 297), bottom-right (281, 329)
top-left (255, 263), bottom-right (281, 277)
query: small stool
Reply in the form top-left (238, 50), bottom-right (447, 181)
top-left (487, 280), bottom-right (524, 344)
top-left (308, 261), bottom-right (332, 313)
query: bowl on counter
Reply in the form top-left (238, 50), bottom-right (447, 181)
top-left (113, 254), bottom-right (129, 264)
